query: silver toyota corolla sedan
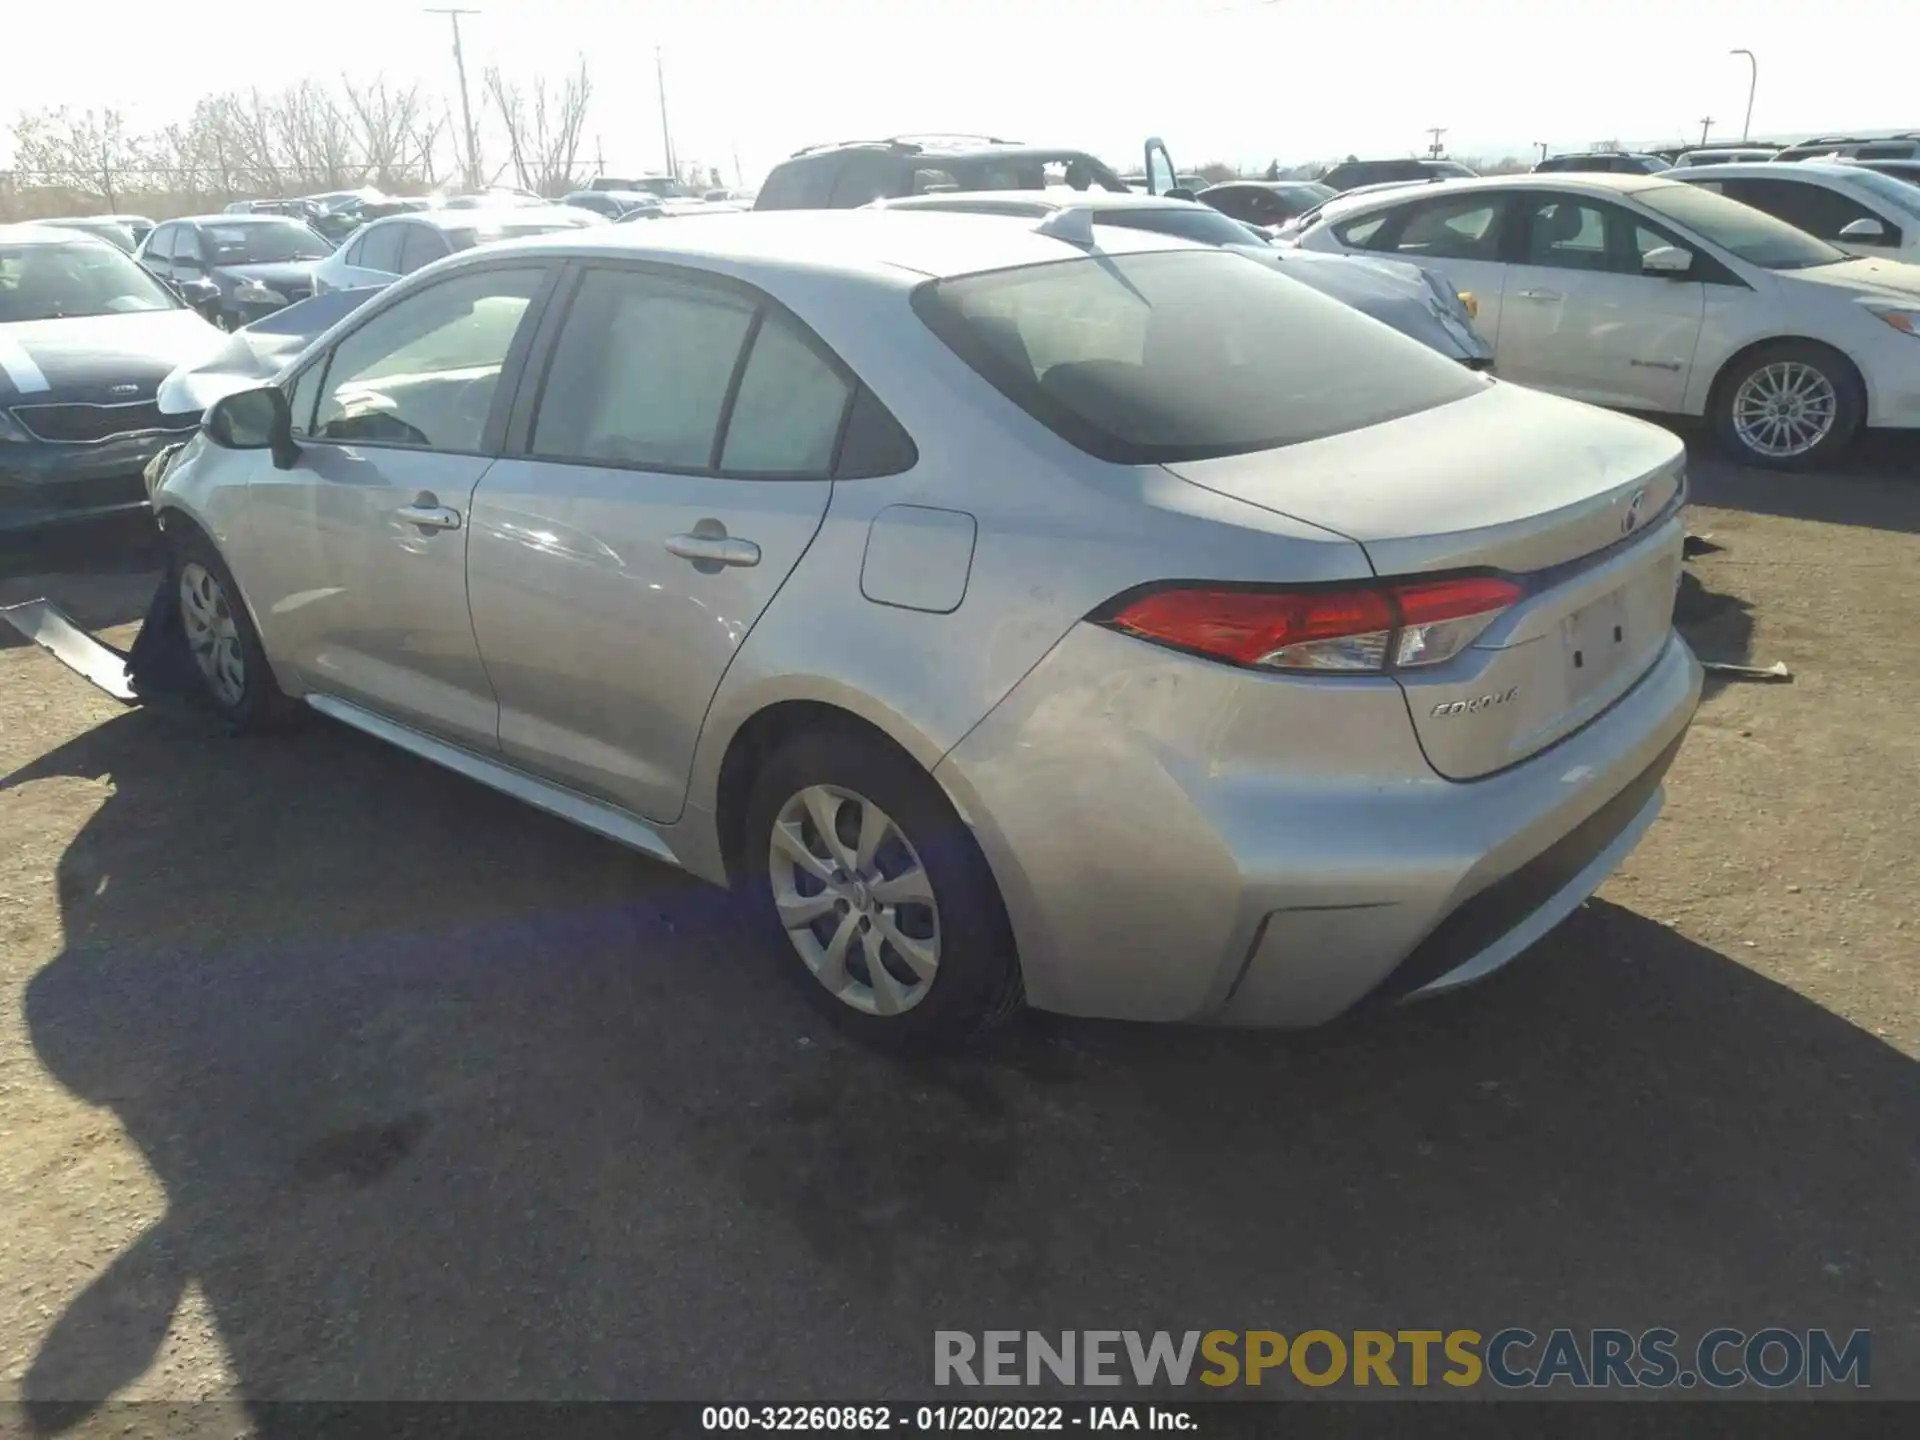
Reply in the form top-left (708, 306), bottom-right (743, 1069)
top-left (152, 210), bottom-right (1702, 1047)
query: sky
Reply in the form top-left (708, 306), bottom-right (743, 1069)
top-left (4, 0), bottom-right (1915, 185)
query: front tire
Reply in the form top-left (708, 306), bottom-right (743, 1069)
top-left (743, 729), bottom-right (1022, 1049)
top-left (1712, 341), bottom-right (1863, 470)
top-left (170, 528), bottom-right (298, 730)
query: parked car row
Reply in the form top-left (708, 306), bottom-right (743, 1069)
top-left (1285, 171), bottom-right (1920, 467)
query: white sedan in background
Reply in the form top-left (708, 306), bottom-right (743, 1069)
top-left (1292, 173), bottom-right (1920, 468)
top-left (1663, 160), bottom-right (1920, 266)
top-left (312, 206), bottom-right (604, 295)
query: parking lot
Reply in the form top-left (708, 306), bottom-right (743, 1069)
top-left (1, 429), bottom-right (1916, 1409)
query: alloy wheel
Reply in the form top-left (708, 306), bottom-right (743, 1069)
top-left (767, 785), bottom-right (942, 1017)
top-left (1731, 361), bottom-right (1838, 459)
top-left (178, 561), bottom-right (246, 707)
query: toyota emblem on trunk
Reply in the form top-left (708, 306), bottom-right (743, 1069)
top-left (1621, 487), bottom-right (1647, 536)
top-left (109, 383), bottom-right (140, 396)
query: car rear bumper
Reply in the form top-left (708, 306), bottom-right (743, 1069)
top-left (937, 624), bottom-right (1702, 1027)
top-left (0, 428), bottom-right (192, 531)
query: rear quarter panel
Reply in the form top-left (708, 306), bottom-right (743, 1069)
top-left (680, 271), bottom-right (1375, 836)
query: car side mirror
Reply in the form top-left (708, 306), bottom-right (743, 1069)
top-left (177, 277), bottom-right (222, 321)
top-left (1165, 187), bottom-right (1197, 203)
top-left (205, 385), bottom-right (298, 470)
top-left (1641, 245), bottom-right (1694, 277)
top-left (1839, 217), bottom-right (1888, 241)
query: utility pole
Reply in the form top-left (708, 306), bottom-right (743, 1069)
top-left (426, 8), bottom-right (483, 191)
top-left (595, 134), bottom-right (606, 182)
top-left (1697, 116), bottom-right (1714, 147)
top-left (1731, 49), bottom-right (1758, 140)
top-left (1425, 127), bottom-right (1447, 159)
top-left (655, 46), bottom-right (677, 181)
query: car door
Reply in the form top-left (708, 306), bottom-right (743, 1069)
top-left (1493, 193), bottom-right (1705, 410)
top-left (238, 263), bottom-right (558, 750)
top-left (1364, 191), bottom-right (1514, 343)
top-left (465, 264), bottom-right (846, 823)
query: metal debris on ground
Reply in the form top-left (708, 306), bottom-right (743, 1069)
top-left (1699, 659), bottom-right (1793, 682)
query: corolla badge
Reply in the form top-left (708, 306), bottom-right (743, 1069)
top-left (109, 383), bottom-right (140, 396)
top-left (1620, 487), bottom-right (1647, 536)
top-left (1431, 686), bottom-right (1519, 718)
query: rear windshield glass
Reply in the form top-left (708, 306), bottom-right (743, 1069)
top-left (912, 249), bottom-right (1484, 464)
top-left (1098, 207), bottom-right (1265, 247)
top-left (205, 221), bottom-right (332, 263)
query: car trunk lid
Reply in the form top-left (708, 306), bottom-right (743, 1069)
top-left (1161, 384), bottom-right (1687, 779)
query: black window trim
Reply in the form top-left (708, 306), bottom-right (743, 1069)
top-left (294, 260), bottom-right (564, 460)
top-left (501, 256), bottom-right (911, 482)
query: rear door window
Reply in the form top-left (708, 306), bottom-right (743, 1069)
top-left (397, 224), bottom-right (449, 274)
top-left (355, 224), bottom-right (404, 274)
top-left (755, 156), bottom-right (838, 209)
top-left (718, 314), bottom-right (853, 475)
top-left (531, 269), bottom-right (757, 469)
top-left (829, 152), bottom-right (906, 207)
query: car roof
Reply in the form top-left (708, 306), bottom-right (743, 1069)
top-left (878, 190), bottom-right (1208, 215)
top-left (174, 213), bottom-right (319, 226)
top-left (1201, 179), bottom-right (1328, 192)
top-left (1667, 160), bottom-right (1870, 182)
top-left (480, 208), bottom-right (1198, 283)
top-left (1301, 171), bottom-right (1682, 226)
top-left (365, 205), bottom-right (594, 231)
top-left (782, 137), bottom-right (1102, 163)
top-left (0, 223), bottom-right (121, 247)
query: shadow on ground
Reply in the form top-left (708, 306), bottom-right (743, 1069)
top-left (0, 516), bottom-right (164, 649)
top-left (1683, 428), bottom-right (1920, 534)
top-left (9, 708), bottom-right (1915, 1422)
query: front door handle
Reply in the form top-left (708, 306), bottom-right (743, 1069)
top-left (1517, 288), bottom-right (1563, 302)
top-left (666, 533), bottom-right (761, 567)
top-left (395, 503), bottom-right (462, 531)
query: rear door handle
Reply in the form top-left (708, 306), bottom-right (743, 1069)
top-left (1517, 288), bottom-right (1563, 302)
top-left (395, 503), bottom-right (462, 531)
top-left (666, 533), bottom-right (761, 567)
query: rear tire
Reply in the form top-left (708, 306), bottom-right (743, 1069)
top-left (742, 728), bottom-right (1023, 1050)
top-left (1711, 340), bottom-right (1863, 471)
top-left (169, 528), bottom-right (299, 731)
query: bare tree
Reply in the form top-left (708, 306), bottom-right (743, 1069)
top-left (8, 107), bottom-right (143, 208)
top-left (344, 77), bottom-right (434, 190)
top-left (482, 58), bottom-right (592, 196)
top-left (272, 79), bottom-right (360, 190)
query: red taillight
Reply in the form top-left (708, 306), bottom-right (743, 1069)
top-left (1097, 575), bottom-right (1523, 673)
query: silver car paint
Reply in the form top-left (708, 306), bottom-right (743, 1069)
top-left (157, 213), bottom-right (1701, 1026)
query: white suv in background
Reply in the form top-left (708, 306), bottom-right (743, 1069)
top-left (1292, 173), bottom-right (1920, 469)
top-left (1663, 160), bottom-right (1920, 266)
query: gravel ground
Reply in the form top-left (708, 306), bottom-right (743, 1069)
top-left (0, 434), bottom-right (1915, 1426)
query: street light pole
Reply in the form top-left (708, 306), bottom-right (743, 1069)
top-left (1698, 116), bottom-right (1714, 148)
top-left (1731, 49), bottom-right (1758, 141)
top-left (1535, 141), bottom-right (1548, 163)
top-left (655, 46), bottom-right (677, 182)
top-left (427, 8), bottom-right (483, 190)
